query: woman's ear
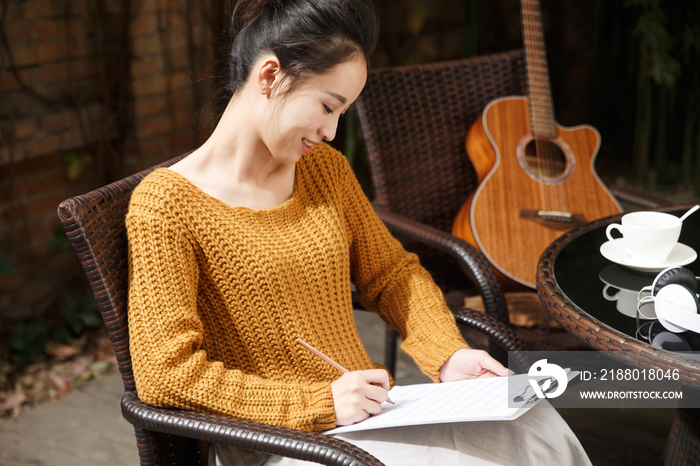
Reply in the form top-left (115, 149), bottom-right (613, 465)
top-left (256, 55), bottom-right (282, 97)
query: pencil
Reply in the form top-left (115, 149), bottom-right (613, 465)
top-left (296, 338), bottom-right (394, 404)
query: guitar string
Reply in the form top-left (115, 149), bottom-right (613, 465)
top-left (527, 2), bottom-right (550, 213)
top-left (524, 1), bottom-right (549, 214)
top-left (532, 1), bottom-right (557, 214)
top-left (537, 0), bottom-right (569, 216)
top-left (526, 0), bottom-right (569, 217)
top-left (530, 3), bottom-right (553, 214)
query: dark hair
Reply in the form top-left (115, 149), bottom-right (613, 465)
top-left (228, 0), bottom-right (379, 96)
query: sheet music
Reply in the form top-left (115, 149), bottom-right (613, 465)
top-left (325, 372), bottom-right (576, 435)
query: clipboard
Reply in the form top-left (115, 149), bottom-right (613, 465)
top-left (325, 371), bottom-right (579, 435)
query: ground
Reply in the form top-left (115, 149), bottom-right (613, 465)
top-left (0, 328), bottom-right (118, 422)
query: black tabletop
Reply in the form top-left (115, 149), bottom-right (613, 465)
top-left (553, 207), bottom-right (700, 352)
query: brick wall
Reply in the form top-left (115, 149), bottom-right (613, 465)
top-left (0, 0), bottom-right (473, 324)
top-left (0, 0), bottom-right (218, 323)
top-left (125, 0), bottom-right (216, 173)
top-left (1, 0), bottom-right (102, 166)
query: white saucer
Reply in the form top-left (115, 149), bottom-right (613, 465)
top-left (599, 239), bottom-right (697, 273)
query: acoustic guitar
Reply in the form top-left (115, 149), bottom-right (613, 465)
top-left (452, 0), bottom-right (621, 289)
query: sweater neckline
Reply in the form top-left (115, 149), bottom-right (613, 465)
top-left (160, 166), bottom-right (299, 214)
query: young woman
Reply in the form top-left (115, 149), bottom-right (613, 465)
top-left (126, 0), bottom-right (592, 464)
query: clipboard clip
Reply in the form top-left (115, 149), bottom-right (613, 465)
top-left (513, 377), bottom-right (559, 404)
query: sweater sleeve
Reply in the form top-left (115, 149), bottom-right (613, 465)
top-left (126, 193), bottom-right (336, 433)
top-left (335, 154), bottom-right (470, 382)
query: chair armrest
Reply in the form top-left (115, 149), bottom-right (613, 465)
top-left (372, 204), bottom-right (508, 323)
top-left (121, 391), bottom-right (385, 466)
top-left (451, 307), bottom-right (533, 371)
top-left (450, 307), bottom-right (527, 353)
top-left (609, 185), bottom-right (675, 210)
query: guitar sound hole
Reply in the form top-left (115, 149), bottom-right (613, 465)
top-left (523, 138), bottom-right (567, 179)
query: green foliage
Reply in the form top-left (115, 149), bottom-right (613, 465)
top-left (0, 172), bottom-right (97, 369)
top-left (626, 0), bottom-right (681, 88)
top-left (401, 2), bottom-right (438, 65)
top-left (630, 0), bottom-right (700, 190)
top-left (0, 240), bottom-right (16, 275)
top-left (680, 22), bottom-right (700, 61)
top-left (590, 0), bottom-right (700, 193)
top-left (463, 0), bottom-right (479, 58)
top-left (343, 104), bottom-right (358, 169)
top-left (4, 292), bottom-right (99, 367)
top-left (46, 223), bottom-right (72, 254)
top-left (58, 292), bottom-right (101, 337)
top-left (0, 254), bottom-right (16, 275)
top-left (63, 152), bottom-right (93, 181)
top-left (7, 322), bottom-right (51, 367)
top-left (408, 3), bottom-right (427, 36)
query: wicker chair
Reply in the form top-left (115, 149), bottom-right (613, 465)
top-left (57, 154), bottom-right (529, 466)
top-left (354, 49), bottom-right (675, 367)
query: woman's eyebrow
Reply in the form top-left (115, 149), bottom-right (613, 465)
top-left (324, 90), bottom-right (347, 104)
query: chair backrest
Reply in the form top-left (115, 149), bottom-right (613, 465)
top-left (57, 154), bottom-right (187, 392)
top-left (356, 49), bottom-right (526, 233)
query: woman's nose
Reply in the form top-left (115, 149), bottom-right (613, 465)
top-left (320, 121), bottom-right (338, 142)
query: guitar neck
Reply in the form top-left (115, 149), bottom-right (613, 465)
top-left (521, 0), bottom-right (556, 138)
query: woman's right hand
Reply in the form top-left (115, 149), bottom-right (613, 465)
top-left (330, 369), bottom-right (390, 426)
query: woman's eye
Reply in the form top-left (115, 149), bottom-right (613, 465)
top-left (323, 104), bottom-right (333, 114)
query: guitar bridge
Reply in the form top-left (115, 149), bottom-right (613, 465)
top-left (520, 209), bottom-right (587, 230)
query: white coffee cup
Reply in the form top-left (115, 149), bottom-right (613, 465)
top-left (605, 211), bottom-right (682, 264)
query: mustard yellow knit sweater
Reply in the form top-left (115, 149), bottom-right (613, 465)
top-left (126, 145), bottom-right (469, 433)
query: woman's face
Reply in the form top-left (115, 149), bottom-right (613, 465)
top-left (260, 56), bottom-right (367, 164)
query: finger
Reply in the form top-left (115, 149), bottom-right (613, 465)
top-left (363, 382), bottom-right (389, 404)
top-left (477, 353), bottom-right (510, 377)
top-left (359, 396), bottom-right (384, 416)
top-left (362, 369), bottom-right (391, 391)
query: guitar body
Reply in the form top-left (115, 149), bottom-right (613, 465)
top-left (452, 96), bottom-right (621, 288)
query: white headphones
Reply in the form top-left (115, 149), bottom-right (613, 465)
top-left (637, 267), bottom-right (700, 333)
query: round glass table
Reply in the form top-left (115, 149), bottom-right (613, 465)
top-left (536, 207), bottom-right (700, 465)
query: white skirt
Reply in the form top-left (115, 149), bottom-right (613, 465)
top-left (209, 405), bottom-right (592, 466)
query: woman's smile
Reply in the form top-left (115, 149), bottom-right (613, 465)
top-left (302, 137), bottom-right (318, 154)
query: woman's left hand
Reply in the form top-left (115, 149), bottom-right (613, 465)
top-left (439, 348), bottom-right (510, 382)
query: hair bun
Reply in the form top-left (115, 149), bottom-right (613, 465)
top-left (226, 0), bottom-right (378, 96)
top-left (231, 0), bottom-right (288, 33)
